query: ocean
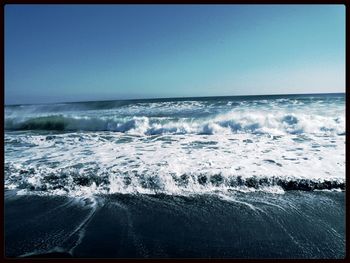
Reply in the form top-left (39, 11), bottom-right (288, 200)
top-left (4, 93), bottom-right (345, 258)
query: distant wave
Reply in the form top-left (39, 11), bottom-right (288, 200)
top-left (5, 111), bottom-right (345, 136)
top-left (5, 93), bottom-right (344, 112)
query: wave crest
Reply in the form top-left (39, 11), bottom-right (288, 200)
top-left (5, 111), bottom-right (345, 136)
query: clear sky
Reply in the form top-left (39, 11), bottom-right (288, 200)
top-left (5, 4), bottom-right (345, 105)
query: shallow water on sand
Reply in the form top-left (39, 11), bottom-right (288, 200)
top-left (5, 191), bottom-right (345, 258)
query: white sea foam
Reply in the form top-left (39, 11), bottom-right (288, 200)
top-left (4, 95), bottom-right (345, 197)
top-left (4, 108), bottom-right (345, 136)
top-left (4, 131), bottom-right (345, 196)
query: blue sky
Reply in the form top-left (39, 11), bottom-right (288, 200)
top-left (5, 4), bottom-right (345, 104)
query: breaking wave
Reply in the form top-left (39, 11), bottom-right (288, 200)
top-left (4, 111), bottom-right (345, 136)
top-left (5, 94), bottom-right (345, 197)
top-left (4, 164), bottom-right (345, 197)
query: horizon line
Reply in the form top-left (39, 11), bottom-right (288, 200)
top-left (5, 91), bottom-right (345, 106)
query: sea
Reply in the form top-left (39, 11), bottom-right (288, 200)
top-left (4, 93), bottom-right (346, 258)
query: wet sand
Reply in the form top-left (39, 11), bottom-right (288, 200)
top-left (5, 190), bottom-right (345, 258)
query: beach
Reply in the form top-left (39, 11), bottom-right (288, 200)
top-left (4, 94), bottom-right (345, 258)
top-left (5, 190), bottom-right (345, 258)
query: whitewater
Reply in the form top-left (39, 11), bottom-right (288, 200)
top-left (4, 93), bottom-right (345, 197)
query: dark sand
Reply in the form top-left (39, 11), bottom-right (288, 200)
top-left (5, 190), bottom-right (345, 258)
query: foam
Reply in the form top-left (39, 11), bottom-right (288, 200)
top-left (5, 96), bottom-right (345, 136)
top-left (5, 95), bottom-right (345, 197)
top-left (5, 131), bottom-right (345, 197)
top-left (4, 110), bottom-right (345, 136)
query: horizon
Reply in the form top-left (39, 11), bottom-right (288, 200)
top-left (5, 5), bottom-right (345, 105)
top-left (5, 91), bottom-right (345, 106)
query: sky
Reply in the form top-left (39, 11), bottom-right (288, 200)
top-left (5, 4), bottom-right (345, 105)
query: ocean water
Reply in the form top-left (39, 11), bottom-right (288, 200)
top-left (5, 93), bottom-right (345, 196)
top-left (4, 93), bottom-right (346, 258)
